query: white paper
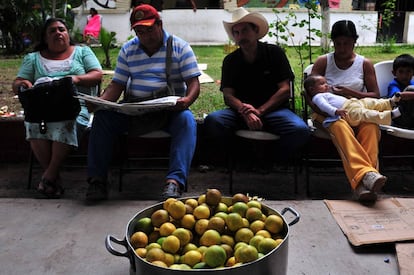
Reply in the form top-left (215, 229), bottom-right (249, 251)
top-left (75, 93), bottom-right (179, 115)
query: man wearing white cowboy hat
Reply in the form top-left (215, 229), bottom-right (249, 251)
top-left (204, 7), bottom-right (310, 163)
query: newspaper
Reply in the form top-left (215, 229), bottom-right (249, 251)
top-left (75, 93), bottom-right (179, 115)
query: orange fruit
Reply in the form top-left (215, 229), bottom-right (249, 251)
top-left (215, 202), bottom-right (228, 213)
top-left (206, 216), bottom-right (226, 234)
top-left (159, 222), bottom-right (176, 236)
top-left (181, 250), bottom-right (202, 267)
top-left (163, 197), bottom-right (177, 210)
top-left (232, 202), bottom-right (248, 217)
top-left (245, 207), bottom-right (263, 222)
top-left (180, 214), bottom-right (196, 230)
top-left (164, 252), bottom-right (175, 266)
top-left (232, 193), bottom-right (249, 204)
top-left (250, 220), bottom-right (265, 234)
top-left (151, 209), bottom-right (170, 228)
top-left (130, 231), bottom-right (148, 249)
top-left (264, 214), bottom-right (284, 234)
top-left (172, 228), bottom-right (192, 247)
top-left (235, 227), bottom-right (254, 244)
top-left (167, 200), bottom-right (187, 220)
top-left (221, 234), bottom-right (235, 247)
top-left (193, 204), bottom-right (211, 220)
top-left (205, 188), bottom-right (222, 206)
top-left (146, 247), bottom-right (165, 262)
top-left (151, 260), bottom-right (168, 268)
top-left (249, 235), bottom-right (264, 250)
top-left (234, 244), bottom-right (258, 263)
top-left (185, 198), bottom-right (199, 209)
top-left (134, 247), bottom-right (147, 258)
top-left (247, 200), bottom-right (262, 209)
top-left (255, 229), bottom-right (272, 238)
top-left (258, 237), bottom-right (278, 254)
top-left (199, 229), bottom-right (221, 246)
top-left (225, 212), bottom-right (244, 232)
top-left (162, 235), bottom-right (181, 254)
top-left (194, 218), bottom-right (209, 235)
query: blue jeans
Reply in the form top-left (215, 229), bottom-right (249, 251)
top-left (204, 108), bottom-right (310, 160)
top-left (87, 109), bottom-right (197, 187)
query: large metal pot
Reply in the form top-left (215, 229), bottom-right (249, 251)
top-left (106, 198), bottom-right (299, 275)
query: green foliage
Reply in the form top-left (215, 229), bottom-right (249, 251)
top-left (99, 27), bottom-right (117, 68)
top-left (269, 0), bottom-right (323, 101)
top-left (378, 0), bottom-right (397, 53)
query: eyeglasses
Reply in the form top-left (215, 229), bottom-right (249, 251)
top-left (134, 25), bottom-right (156, 36)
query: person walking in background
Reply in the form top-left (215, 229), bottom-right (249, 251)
top-left (387, 53), bottom-right (414, 129)
top-left (309, 20), bottom-right (385, 203)
top-left (83, 8), bottom-right (102, 43)
top-left (204, 7), bottom-right (310, 164)
top-left (305, 74), bottom-right (402, 127)
top-left (12, 18), bottom-right (102, 199)
top-left (86, 4), bottom-right (201, 201)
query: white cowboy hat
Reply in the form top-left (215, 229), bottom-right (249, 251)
top-left (223, 8), bottom-right (269, 41)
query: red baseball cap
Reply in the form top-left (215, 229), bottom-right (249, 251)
top-left (130, 4), bottom-right (160, 29)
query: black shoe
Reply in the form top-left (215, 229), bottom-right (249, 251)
top-left (161, 182), bottom-right (182, 200)
top-left (86, 178), bottom-right (108, 201)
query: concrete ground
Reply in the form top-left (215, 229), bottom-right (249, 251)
top-left (1, 162), bottom-right (414, 275)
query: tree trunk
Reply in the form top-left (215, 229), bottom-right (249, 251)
top-left (320, 0), bottom-right (330, 53)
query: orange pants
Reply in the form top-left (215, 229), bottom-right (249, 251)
top-left (313, 113), bottom-right (381, 190)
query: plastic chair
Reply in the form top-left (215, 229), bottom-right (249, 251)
top-left (373, 60), bottom-right (414, 171)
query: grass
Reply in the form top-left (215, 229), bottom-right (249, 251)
top-left (2, 44), bottom-right (414, 119)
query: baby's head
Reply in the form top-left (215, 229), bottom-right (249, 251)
top-left (393, 54), bottom-right (414, 86)
top-left (304, 74), bottom-right (330, 98)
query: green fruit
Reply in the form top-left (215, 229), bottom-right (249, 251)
top-left (134, 217), bottom-right (153, 235)
top-left (203, 245), bottom-right (227, 268)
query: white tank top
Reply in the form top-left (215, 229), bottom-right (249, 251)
top-left (325, 52), bottom-right (365, 92)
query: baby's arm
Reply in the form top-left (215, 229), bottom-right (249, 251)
top-left (335, 109), bottom-right (347, 119)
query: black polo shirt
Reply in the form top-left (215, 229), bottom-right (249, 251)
top-left (220, 41), bottom-right (294, 108)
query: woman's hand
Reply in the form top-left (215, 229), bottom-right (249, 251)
top-left (12, 79), bottom-right (33, 94)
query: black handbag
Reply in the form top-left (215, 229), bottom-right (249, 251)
top-left (18, 77), bottom-right (81, 133)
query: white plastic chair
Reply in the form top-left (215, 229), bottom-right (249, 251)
top-left (374, 60), bottom-right (414, 139)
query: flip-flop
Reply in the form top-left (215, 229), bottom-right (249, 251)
top-left (37, 178), bottom-right (64, 199)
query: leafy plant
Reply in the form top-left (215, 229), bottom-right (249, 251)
top-left (99, 27), bottom-right (117, 68)
top-left (269, 0), bottom-right (323, 108)
top-left (378, 0), bottom-right (397, 53)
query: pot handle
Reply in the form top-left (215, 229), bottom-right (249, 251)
top-left (281, 207), bottom-right (300, 226)
top-left (105, 235), bottom-right (131, 257)
top-left (105, 235), bottom-right (136, 272)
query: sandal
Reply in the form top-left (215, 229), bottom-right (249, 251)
top-left (37, 178), bottom-right (64, 199)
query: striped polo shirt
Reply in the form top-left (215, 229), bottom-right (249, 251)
top-left (112, 30), bottom-right (201, 100)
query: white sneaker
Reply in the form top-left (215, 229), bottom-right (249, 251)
top-left (354, 184), bottom-right (377, 203)
top-left (362, 172), bottom-right (387, 193)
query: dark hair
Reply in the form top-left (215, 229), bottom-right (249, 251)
top-left (303, 74), bottom-right (319, 94)
top-left (393, 54), bottom-right (414, 71)
top-left (90, 8), bottom-right (98, 14)
top-left (331, 20), bottom-right (359, 41)
top-left (34, 18), bottom-right (75, 51)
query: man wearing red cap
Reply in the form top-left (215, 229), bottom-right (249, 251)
top-left (86, 4), bottom-right (201, 201)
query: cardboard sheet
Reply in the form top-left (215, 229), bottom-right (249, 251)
top-left (325, 198), bottom-right (414, 246)
top-left (396, 243), bottom-right (414, 275)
